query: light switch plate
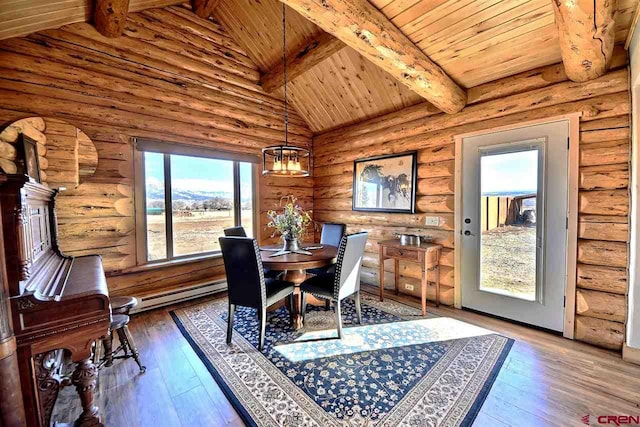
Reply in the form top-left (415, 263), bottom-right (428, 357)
top-left (425, 216), bottom-right (440, 226)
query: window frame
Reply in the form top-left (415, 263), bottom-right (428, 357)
top-left (134, 140), bottom-right (258, 266)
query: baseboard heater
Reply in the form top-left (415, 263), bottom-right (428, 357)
top-left (129, 280), bottom-right (227, 314)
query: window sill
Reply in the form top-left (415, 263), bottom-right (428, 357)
top-left (108, 253), bottom-right (223, 277)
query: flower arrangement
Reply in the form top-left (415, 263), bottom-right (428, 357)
top-left (266, 196), bottom-right (313, 245)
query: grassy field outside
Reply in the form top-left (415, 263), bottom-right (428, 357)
top-left (146, 209), bottom-right (536, 299)
top-left (146, 210), bottom-right (254, 261)
top-left (480, 225), bottom-right (537, 300)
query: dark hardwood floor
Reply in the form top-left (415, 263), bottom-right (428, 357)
top-left (53, 286), bottom-right (640, 426)
top-left (53, 295), bottom-right (244, 427)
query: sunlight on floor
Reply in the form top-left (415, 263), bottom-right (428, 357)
top-left (274, 317), bottom-right (495, 363)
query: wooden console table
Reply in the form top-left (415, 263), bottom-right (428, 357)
top-left (378, 240), bottom-right (442, 315)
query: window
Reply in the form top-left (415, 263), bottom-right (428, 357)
top-left (137, 143), bottom-right (256, 263)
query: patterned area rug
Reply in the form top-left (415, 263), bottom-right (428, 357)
top-left (171, 294), bottom-right (513, 427)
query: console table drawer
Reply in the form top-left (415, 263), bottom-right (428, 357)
top-left (385, 246), bottom-right (420, 261)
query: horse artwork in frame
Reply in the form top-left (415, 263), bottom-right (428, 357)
top-left (352, 151), bottom-right (417, 213)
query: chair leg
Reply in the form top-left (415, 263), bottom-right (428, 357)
top-left (325, 300), bottom-right (330, 311)
top-left (103, 333), bottom-right (114, 367)
top-left (301, 292), bottom-right (308, 324)
top-left (258, 307), bottom-right (267, 351)
top-left (355, 291), bottom-right (362, 324)
top-left (116, 328), bottom-right (129, 355)
top-left (288, 293), bottom-right (295, 326)
top-left (121, 325), bottom-right (146, 373)
top-left (335, 299), bottom-right (343, 339)
top-left (226, 303), bottom-right (235, 345)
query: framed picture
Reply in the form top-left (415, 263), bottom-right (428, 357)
top-left (22, 135), bottom-right (41, 183)
top-left (352, 151), bottom-right (417, 213)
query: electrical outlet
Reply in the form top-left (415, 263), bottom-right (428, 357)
top-left (405, 284), bottom-right (414, 292)
top-left (425, 216), bottom-right (439, 226)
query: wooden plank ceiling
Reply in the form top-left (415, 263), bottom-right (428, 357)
top-left (372, 0), bottom-right (637, 87)
top-left (1, 0), bottom-right (639, 132)
top-left (215, 0), bottom-right (424, 132)
top-left (216, 0), bottom-right (638, 132)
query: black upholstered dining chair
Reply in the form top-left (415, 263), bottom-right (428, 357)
top-left (223, 226), bottom-right (280, 278)
top-left (300, 232), bottom-right (368, 338)
top-left (219, 236), bottom-right (295, 351)
top-left (320, 223), bottom-right (347, 246)
top-left (307, 222), bottom-right (346, 277)
top-left (223, 226), bottom-right (246, 237)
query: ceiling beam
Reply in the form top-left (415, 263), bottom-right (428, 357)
top-left (279, 0), bottom-right (467, 114)
top-left (624, 0), bottom-right (640, 49)
top-left (191, 0), bottom-right (221, 19)
top-left (260, 32), bottom-right (346, 93)
top-left (552, 0), bottom-right (617, 82)
top-left (94, 0), bottom-right (130, 37)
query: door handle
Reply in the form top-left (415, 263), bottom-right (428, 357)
top-left (463, 230), bottom-right (475, 236)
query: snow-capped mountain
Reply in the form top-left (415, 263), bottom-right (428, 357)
top-left (145, 181), bottom-right (232, 202)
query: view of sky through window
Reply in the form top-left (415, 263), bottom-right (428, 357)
top-left (144, 153), bottom-right (254, 261)
top-left (481, 150), bottom-right (538, 196)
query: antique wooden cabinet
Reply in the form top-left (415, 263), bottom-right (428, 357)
top-left (0, 173), bottom-right (27, 427)
top-left (0, 174), bottom-right (110, 427)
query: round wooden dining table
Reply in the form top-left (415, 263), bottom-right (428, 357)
top-left (260, 244), bottom-right (338, 329)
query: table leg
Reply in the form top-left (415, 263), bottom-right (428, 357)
top-left (292, 288), bottom-right (303, 330)
top-left (421, 259), bottom-right (428, 316)
top-left (283, 269), bottom-right (306, 330)
top-left (435, 265), bottom-right (441, 307)
top-left (394, 259), bottom-right (400, 295)
top-left (379, 252), bottom-right (385, 302)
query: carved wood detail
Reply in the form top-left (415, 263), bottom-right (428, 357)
top-left (71, 359), bottom-right (102, 427)
top-left (15, 204), bottom-right (30, 281)
top-left (34, 350), bottom-right (66, 427)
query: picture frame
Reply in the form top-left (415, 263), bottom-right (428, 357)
top-left (22, 134), bottom-right (41, 183)
top-left (352, 151), bottom-right (417, 213)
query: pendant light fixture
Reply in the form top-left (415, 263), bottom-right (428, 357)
top-left (262, 4), bottom-right (310, 177)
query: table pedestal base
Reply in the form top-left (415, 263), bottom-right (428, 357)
top-left (261, 244), bottom-right (339, 331)
top-left (279, 270), bottom-right (326, 330)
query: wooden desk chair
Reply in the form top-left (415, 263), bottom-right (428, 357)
top-left (94, 296), bottom-right (146, 373)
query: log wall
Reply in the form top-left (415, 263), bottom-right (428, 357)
top-left (312, 51), bottom-right (630, 350)
top-left (0, 5), bottom-right (313, 299)
top-left (0, 3), bottom-right (629, 351)
top-left (41, 118), bottom-right (100, 189)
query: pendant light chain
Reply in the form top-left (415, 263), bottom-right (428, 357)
top-left (282, 3), bottom-right (289, 147)
top-left (261, 4), bottom-right (309, 177)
